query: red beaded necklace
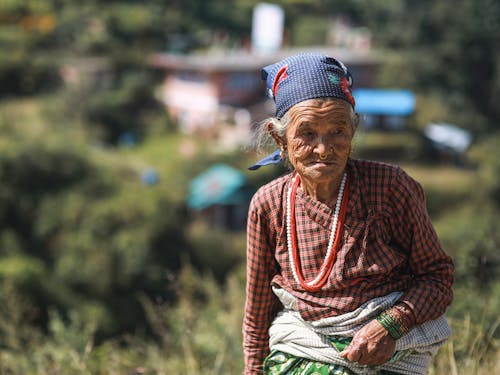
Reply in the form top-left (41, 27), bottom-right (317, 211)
top-left (286, 172), bottom-right (350, 292)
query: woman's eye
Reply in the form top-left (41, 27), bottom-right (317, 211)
top-left (327, 129), bottom-right (341, 137)
top-left (333, 126), bottom-right (348, 135)
top-left (299, 129), bottom-right (315, 137)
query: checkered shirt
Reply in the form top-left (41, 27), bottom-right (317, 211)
top-left (243, 158), bottom-right (454, 374)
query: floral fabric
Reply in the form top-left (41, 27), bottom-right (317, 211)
top-left (263, 350), bottom-right (401, 375)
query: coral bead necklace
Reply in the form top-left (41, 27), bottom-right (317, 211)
top-left (286, 172), bottom-right (349, 292)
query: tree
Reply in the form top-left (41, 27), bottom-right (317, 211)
top-left (358, 0), bottom-right (500, 132)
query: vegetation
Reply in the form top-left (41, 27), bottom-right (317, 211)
top-left (0, 0), bottom-right (499, 374)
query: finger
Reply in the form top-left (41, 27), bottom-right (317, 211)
top-left (339, 349), bottom-right (355, 360)
top-left (339, 342), bottom-right (355, 358)
top-left (342, 346), bottom-right (363, 363)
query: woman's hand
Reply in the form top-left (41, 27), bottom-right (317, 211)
top-left (339, 319), bottom-right (396, 366)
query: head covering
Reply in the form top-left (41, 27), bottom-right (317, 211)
top-left (248, 52), bottom-right (355, 170)
top-left (262, 52), bottom-right (355, 119)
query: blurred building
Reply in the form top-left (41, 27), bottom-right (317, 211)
top-left (150, 48), bottom-right (381, 139)
top-left (423, 123), bottom-right (472, 165)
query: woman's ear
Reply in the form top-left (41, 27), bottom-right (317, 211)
top-left (268, 120), bottom-right (285, 148)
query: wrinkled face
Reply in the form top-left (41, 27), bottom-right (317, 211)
top-left (284, 99), bottom-right (355, 183)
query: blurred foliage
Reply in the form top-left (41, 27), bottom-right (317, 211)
top-left (0, 262), bottom-right (247, 375)
top-left (0, 0), bottom-right (499, 373)
top-left (352, 128), bottom-right (423, 162)
top-left (73, 70), bottom-right (169, 144)
top-left (400, 163), bottom-right (475, 217)
top-left (0, 98), bottom-right (195, 336)
top-left (437, 204), bottom-right (500, 291)
top-left (362, 0), bottom-right (500, 133)
top-left (187, 219), bottom-right (246, 281)
top-left (470, 133), bottom-right (500, 206)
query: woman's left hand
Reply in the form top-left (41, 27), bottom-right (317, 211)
top-left (339, 319), bottom-right (396, 366)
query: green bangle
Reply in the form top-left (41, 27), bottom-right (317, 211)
top-left (376, 311), bottom-right (406, 340)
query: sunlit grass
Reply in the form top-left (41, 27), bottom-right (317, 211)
top-left (1, 262), bottom-right (498, 374)
top-left (400, 163), bottom-right (475, 193)
top-left (352, 128), bottom-right (422, 163)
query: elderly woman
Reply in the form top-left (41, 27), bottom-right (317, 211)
top-left (243, 53), bottom-right (454, 375)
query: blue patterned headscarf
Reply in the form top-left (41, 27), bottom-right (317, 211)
top-left (262, 52), bottom-right (355, 119)
top-left (249, 52), bottom-right (355, 170)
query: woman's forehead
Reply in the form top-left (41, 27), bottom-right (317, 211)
top-left (289, 99), bottom-right (353, 120)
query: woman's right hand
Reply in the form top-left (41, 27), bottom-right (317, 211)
top-left (340, 319), bottom-right (396, 366)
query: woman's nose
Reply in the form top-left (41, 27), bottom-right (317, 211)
top-left (315, 138), bottom-right (331, 155)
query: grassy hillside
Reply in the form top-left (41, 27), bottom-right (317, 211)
top-left (0, 99), bottom-right (498, 374)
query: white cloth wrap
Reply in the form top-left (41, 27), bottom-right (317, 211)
top-left (269, 288), bottom-right (451, 375)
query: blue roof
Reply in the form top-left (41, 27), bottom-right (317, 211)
top-left (187, 164), bottom-right (247, 210)
top-left (353, 89), bottom-right (415, 116)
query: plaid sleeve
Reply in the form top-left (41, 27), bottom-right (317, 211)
top-left (243, 192), bottom-right (282, 374)
top-left (389, 168), bottom-right (454, 324)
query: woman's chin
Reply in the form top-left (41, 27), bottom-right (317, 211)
top-left (299, 163), bottom-right (342, 181)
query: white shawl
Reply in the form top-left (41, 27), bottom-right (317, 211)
top-left (269, 288), bottom-right (451, 375)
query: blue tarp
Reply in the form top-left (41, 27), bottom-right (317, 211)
top-left (187, 163), bottom-right (247, 210)
top-left (353, 89), bottom-right (415, 116)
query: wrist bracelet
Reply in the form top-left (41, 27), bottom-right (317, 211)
top-left (393, 302), bottom-right (416, 330)
top-left (376, 311), bottom-right (408, 340)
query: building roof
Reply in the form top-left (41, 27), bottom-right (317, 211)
top-left (151, 47), bottom-right (381, 73)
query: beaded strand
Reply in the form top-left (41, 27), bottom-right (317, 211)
top-left (286, 172), bottom-right (348, 292)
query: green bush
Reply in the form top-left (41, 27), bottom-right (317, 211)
top-left (72, 70), bottom-right (168, 144)
top-left (0, 100), bottom-right (191, 336)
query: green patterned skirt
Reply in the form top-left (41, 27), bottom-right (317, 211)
top-left (263, 346), bottom-right (402, 375)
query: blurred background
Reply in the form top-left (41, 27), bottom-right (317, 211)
top-left (0, 0), bottom-right (499, 374)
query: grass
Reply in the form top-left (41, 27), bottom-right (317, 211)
top-left (400, 163), bottom-right (475, 193)
top-left (352, 128), bottom-right (423, 162)
top-left (399, 163), bottom-right (477, 217)
top-left (354, 127), bottom-right (477, 217)
top-left (1, 264), bottom-right (498, 374)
